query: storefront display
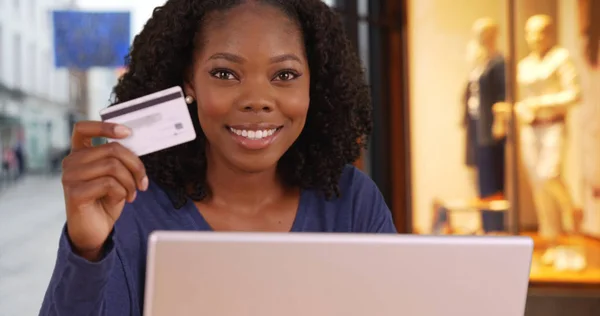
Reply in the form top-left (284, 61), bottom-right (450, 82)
top-left (406, 0), bottom-right (600, 287)
top-left (519, 14), bottom-right (583, 271)
top-left (463, 17), bottom-right (507, 201)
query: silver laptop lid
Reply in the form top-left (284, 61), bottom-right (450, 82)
top-left (144, 232), bottom-right (533, 316)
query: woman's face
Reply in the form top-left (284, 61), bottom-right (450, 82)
top-left (185, 3), bottom-right (310, 173)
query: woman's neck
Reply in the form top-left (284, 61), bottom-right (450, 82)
top-left (203, 150), bottom-right (286, 213)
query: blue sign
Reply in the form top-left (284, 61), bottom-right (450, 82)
top-left (53, 10), bottom-right (131, 69)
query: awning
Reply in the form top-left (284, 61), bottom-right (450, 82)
top-left (0, 82), bottom-right (25, 101)
top-left (0, 115), bottom-right (21, 126)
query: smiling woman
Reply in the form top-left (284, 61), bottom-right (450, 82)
top-left (39, 0), bottom-right (395, 315)
top-left (184, 4), bottom-right (312, 177)
top-left (113, 0), bottom-right (373, 206)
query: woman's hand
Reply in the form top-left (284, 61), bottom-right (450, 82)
top-left (61, 121), bottom-right (148, 261)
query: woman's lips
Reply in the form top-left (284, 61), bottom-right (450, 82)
top-left (226, 126), bottom-right (282, 150)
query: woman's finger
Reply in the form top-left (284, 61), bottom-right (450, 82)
top-left (71, 121), bottom-right (131, 152)
top-left (62, 157), bottom-right (138, 202)
top-left (64, 142), bottom-right (148, 191)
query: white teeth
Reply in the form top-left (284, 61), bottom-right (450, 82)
top-left (229, 127), bottom-right (278, 140)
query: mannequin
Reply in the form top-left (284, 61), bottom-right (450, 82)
top-left (463, 18), bottom-right (506, 207)
top-left (515, 15), bottom-right (583, 269)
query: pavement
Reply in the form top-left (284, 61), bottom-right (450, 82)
top-left (0, 175), bottom-right (66, 316)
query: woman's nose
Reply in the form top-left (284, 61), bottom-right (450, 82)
top-left (237, 81), bottom-right (276, 113)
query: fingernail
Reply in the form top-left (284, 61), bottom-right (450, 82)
top-left (141, 176), bottom-right (149, 191)
top-left (114, 125), bottom-right (131, 137)
top-left (131, 192), bottom-right (137, 202)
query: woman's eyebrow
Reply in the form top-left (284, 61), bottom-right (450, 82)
top-left (208, 52), bottom-right (246, 63)
top-left (269, 54), bottom-right (302, 64)
top-left (206, 52), bottom-right (303, 64)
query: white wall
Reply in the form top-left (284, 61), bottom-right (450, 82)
top-left (558, 0), bottom-right (600, 236)
top-left (556, 0), bottom-right (583, 217)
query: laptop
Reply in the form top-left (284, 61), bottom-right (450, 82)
top-left (143, 232), bottom-right (533, 316)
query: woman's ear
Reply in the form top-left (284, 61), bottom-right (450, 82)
top-left (184, 88), bottom-right (196, 103)
top-left (183, 66), bottom-right (197, 99)
top-left (183, 78), bottom-right (196, 100)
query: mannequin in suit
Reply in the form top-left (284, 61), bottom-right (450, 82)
top-left (463, 18), bottom-right (506, 205)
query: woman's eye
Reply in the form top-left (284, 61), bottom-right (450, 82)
top-left (211, 70), bottom-right (236, 80)
top-left (274, 71), bottom-right (299, 81)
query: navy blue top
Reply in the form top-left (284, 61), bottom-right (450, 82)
top-left (39, 165), bottom-right (396, 315)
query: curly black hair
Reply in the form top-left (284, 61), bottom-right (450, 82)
top-left (111, 0), bottom-right (371, 208)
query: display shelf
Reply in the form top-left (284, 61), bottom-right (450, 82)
top-left (526, 233), bottom-right (600, 294)
top-left (527, 233), bottom-right (600, 284)
top-left (431, 197), bottom-right (510, 235)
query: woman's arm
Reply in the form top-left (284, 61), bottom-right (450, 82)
top-left (39, 227), bottom-right (135, 316)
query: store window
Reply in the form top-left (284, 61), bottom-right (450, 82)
top-left (406, 0), bottom-right (600, 287)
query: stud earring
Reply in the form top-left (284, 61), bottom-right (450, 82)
top-left (185, 95), bottom-right (195, 104)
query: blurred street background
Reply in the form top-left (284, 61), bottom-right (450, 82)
top-left (0, 176), bottom-right (63, 316)
top-left (0, 1), bottom-right (170, 314)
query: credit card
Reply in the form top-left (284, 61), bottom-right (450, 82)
top-left (99, 86), bottom-right (197, 156)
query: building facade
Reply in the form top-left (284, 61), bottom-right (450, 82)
top-left (0, 0), bottom-right (80, 174)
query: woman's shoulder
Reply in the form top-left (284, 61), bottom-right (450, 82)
top-left (303, 164), bottom-right (395, 233)
top-left (335, 165), bottom-right (388, 213)
top-left (337, 164), bottom-right (378, 195)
